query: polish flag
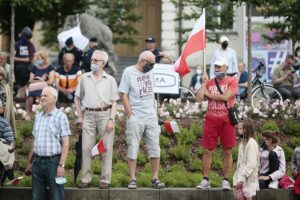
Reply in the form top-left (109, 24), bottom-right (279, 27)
top-left (91, 139), bottom-right (107, 156)
top-left (174, 9), bottom-right (206, 77)
top-left (6, 176), bottom-right (24, 186)
top-left (164, 121), bottom-right (180, 134)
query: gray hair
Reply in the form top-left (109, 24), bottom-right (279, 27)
top-left (44, 86), bottom-right (58, 100)
top-left (93, 50), bottom-right (109, 65)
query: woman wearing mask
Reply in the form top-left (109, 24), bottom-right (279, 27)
top-left (190, 65), bottom-right (203, 94)
top-left (233, 119), bottom-right (259, 200)
top-left (24, 51), bottom-right (55, 120)
top-left (258, 130), bottom-right (286, 189)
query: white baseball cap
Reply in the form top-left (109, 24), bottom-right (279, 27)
top-left (220, 36), bottom-right (229, 43)
top-left (213, 57), bottom-right (229, 67)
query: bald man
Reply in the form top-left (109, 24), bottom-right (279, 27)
top-left (119, 51), bottom-right (165, 189)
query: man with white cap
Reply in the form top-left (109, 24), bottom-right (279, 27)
top-left (196, 57), bottom-right (238, 190)
top-left (210, 36), bottom-right (238, 79)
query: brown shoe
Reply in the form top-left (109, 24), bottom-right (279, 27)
top-left (99, 182), bottom-right (109, 189)
top-left (78, 182), bottom-right (90, 188)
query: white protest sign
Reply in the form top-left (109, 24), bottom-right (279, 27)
top-left (153, 64), bottom-right (179, 94)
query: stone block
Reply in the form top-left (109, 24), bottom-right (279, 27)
top-left (208, 189), bottom-right (235, 200)
top-left (65, 188), bottom-right (108, 200)
top-left (109, 188), bottom-right (159, 200)
top-left (257, 189), bottom-right (298, 200)
top-left (160, 188), bottom-right (209, 200)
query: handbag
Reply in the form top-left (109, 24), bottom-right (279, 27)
top-left (214, 78), bottom-right (238, 125)
top-left (28, 77), bottom-right (47, 92)
top-left (278, 174), bottom-right (294, 189)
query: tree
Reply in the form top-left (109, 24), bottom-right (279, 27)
top-left (0, 0), bottom-right (89, 46)
top-left (92, 0), bottom-right (142, 46)
top-left (259, 0), bottom-right (299, 50)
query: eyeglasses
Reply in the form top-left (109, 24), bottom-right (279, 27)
top-left (91, 59), bottom-right (104, 63)
top-left (144, 59), bottom-right (155, 66)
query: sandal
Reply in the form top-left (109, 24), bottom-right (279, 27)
top-left (151, 179), bottom-right (165, 189)
top-left (128, 179), bottom-right (137, 189)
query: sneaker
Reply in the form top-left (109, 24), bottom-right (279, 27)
top-left (128, 179), bottom-right (137, 189)
top-left (196, 179), bottom-right (211, 189)
top-left (221, 179), bottom-right (231, 190)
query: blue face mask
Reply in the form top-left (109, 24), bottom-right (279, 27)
top-left (214, 71), bottom-right (226, 78)
top-left (90, 63), bottom-right (100, 72)
top-left (33, 59), bottom-right (44, 67)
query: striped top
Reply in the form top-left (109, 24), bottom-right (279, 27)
top-left (55, 66), bottom-right (82, 90)
top-left (0, 116), bottom-right (14, 143)
top-left (33, 108), bottom-right (71, 156)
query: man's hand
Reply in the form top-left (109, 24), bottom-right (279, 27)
top-left (106, 119), bottom-right (115, 133)
top-left (25, 163), bottom-right (32, 175)
top-left (76, 117), bottom-right (83, 126)
top-left (56, 165), bottom-right (65, 177)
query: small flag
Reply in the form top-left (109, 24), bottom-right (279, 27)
top-left (6, 176), bottom-right (24, 186)
top-left (164, 121), bottom-right (180, 134)
top-left (91, 139), bottom-right (107, 156)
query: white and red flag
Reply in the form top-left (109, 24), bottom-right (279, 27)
top-left (6, 176), bottom-right (24, 186)
top-left (164, 121), bottom-right (180, 134)
top-left (174, 9), bottom-right (206, 77)
top-left (91, 134), bottom-right (107, 156)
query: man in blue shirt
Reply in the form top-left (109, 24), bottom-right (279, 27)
top-left (237, 62), bottom-right (248, 99)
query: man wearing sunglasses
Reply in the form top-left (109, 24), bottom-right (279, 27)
top-left (119, 51), bottom-right (165, 189)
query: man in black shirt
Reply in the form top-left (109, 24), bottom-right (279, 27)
top-left (58, 37), bottom-right (83, 68)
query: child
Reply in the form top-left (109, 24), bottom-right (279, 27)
top-left (291, 146), bottom-right (300, 195)
top-left (233, 119), bottom-right (259, 200)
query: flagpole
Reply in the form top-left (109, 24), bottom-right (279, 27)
top-left (202, 9), bottom-right (206, 75)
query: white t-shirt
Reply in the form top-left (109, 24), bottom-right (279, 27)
top-left (118, 66), bottom-right (157, 119)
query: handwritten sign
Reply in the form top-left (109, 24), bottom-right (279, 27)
top-left (153, 64), bottom-right (179, 94)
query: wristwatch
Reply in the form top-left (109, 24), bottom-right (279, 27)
top-left (109, 117), bottom-right (115, 122)
top-left (58, 163), bottom-right (65, 168)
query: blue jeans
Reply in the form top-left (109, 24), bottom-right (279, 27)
top-left (32, 155), bottom-right (64, 200)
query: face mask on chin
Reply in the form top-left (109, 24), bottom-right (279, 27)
top-left (196, 69), bottom-right (202, 75)
top-left (90, 63), bottom-right (100, 72)
top-left (33, 59), bottom-right (44, 67)
top-left (143, 63), bottom-right (154, 73)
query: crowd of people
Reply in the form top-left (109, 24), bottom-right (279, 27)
top-left (0, 26), bottom-right (300, 200)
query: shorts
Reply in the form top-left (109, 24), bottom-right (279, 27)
top-left (200, 117), bottom-right (236, 150)
top-left (14, 63), bottom-right (31, 87)
top-left (125, 115), bottom-right (161, 159)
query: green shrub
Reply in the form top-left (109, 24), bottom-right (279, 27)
top-left (17, 121), bottom-right (34, 138)
top-left (91, 159), bottom-right (102, 174)
top-left (137, 152), bottom-right (148, 165)
top-left (211, 151), bottom-right (223, 171)
top-left (144, 163), bottom-right (152, 173)
top-left (17, 159), bottom-right (27, 170)
top-left (169, 162), bottom-right (186, 172)
top-left (176, 128), bottom-right (196, 145)
top-left (210, 172), bottom-right (223, 187)
top-left (170, 145), bottom-right (190, 162)
top-left (281, 144), bottom-right (293, 162)
top-left (232, 147), bottom-right (239, 162)
top-left (197, 148), bottom-right (205, 157)
top-left (111, 173), bottom-right (129, 187)
top-left (160, 149), bottom-right (167, 164)
top-left (283, 119), bottom-right (300, 136)
top-left (287, 137), bottom-right (300, 149)
top-left (113, 161), bottom-right (128, 174)
top-left (18, 144), bottom-right (31, 155)
top-left (164, 171), bottom-right (195, 187)
top-left (189, 158), bottom-right (202, 172)
top-left (137, 172), bottom-right (152, 187)
top-left (65, 152), bottom-right (75, 170)
top-left (190, 123), bottom-right (203, 138)
top-left (261, 120), bottom-right (280, 132)
top-left (160, 135), bottom-right (169, 148)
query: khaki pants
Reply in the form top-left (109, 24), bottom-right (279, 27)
top-left (80, 110), bottom-right (114, 184)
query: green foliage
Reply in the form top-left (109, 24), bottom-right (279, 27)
top-left (211, 151), bottom-right (223, 171)
top-left (65, 152), bottom-right (75, 170)
top-left (17, 121), bottom-right (34, 138)
top-left (113, 161), bottom-right (128, 174)
top-left (137, 152), bottom-right (148, 165)
top-left (210, 172), bottom-right (223, 187)
top-left (170, 145), bottom-right (190, 162)
top-left (17, 144), bottom-right (31, 156)
top-left (160, 149), bottom-right (168, 164)
top-left (17, 158), bottom-right (27, 170)
top-left (287, 137), bottom-right (300, 149)
top-left (160, 135), bottom-right (170, 148)
top-left (137, 172), bottom-right (152, 187)
top-left (281, 144), bottom-right (294, 162)
top-left (232, 147), bottom-right (239, 162)
top-left (283, 119), bottom-right (300, 136)
top-left (261, 120), bottom-right (280, 132)
top-left (91, 159), bottom-right (102, 174)
top-left (94, 0), bottom-right (142, 46)
top-left (176, 128), bottom-right (196, 145)
top-left (169, 162), bottom-right (186, 172)
top-left (189, 158), bottom-right (202, 172)
top-left (190, 123), bottom-right (203, 138)
top-left (110, 173), bottom-right (129, 187)
top-left (197, 148), bottom-right (205, 157)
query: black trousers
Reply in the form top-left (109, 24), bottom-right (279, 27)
top-left (259, 150), bottom-right (280, 189)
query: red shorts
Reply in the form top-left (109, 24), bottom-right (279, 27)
top-left (200, 117), bottom-right (236, 150)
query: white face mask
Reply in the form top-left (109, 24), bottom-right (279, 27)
top-left (196, 69), bottom-right (202, 74)
top-left (90, 63), bottom-right (100, 72)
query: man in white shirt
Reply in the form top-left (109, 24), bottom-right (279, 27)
top-left (210, 36), bottom-right (238, 79)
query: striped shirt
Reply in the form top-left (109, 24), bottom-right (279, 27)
top-left (0, 116), bottom-right (14, 143)
top-left (33, 108), bottom-right (71, 156)
top-left (55, 66), bottom-right (82, 90)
